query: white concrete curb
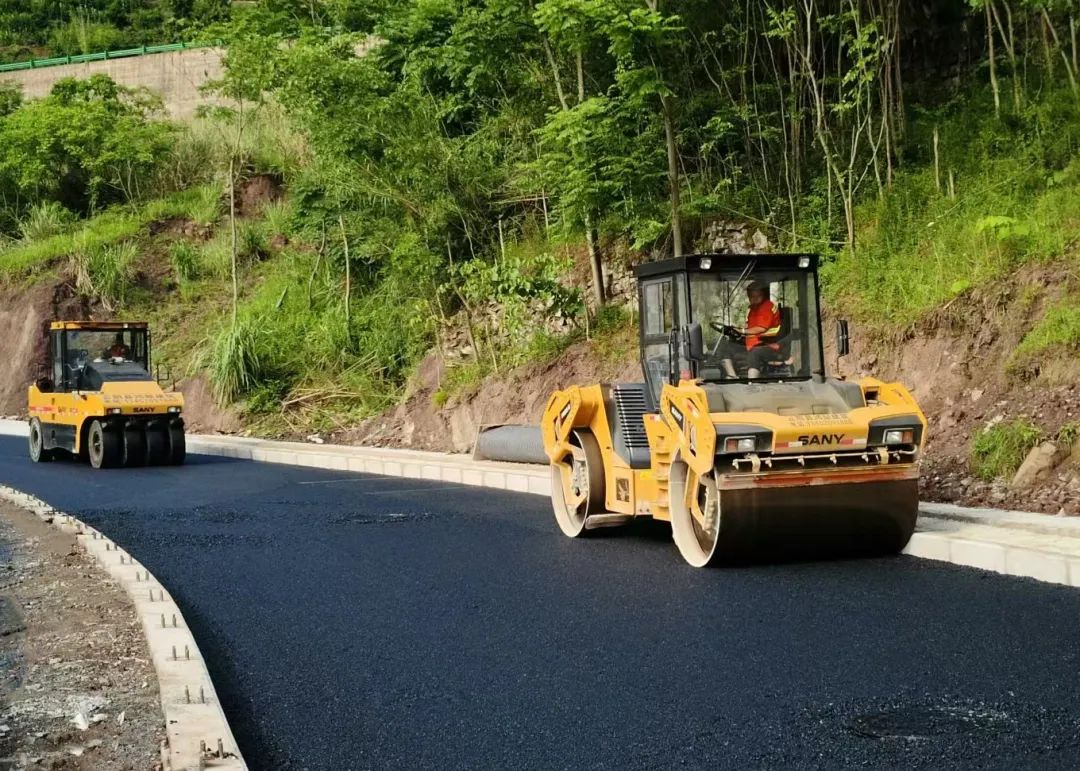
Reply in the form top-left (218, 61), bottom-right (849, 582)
top-left (0, 484), bottom-right (247, 771)
top-left (185, 433), bottom-right (553, 497)
top-left (4, 417), bottom-right (1080, 591)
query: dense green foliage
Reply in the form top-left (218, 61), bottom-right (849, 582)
top-left (0, 0), bottom-right (230, 61)
top-left (0, 75), bottom-right (175, 222)
top-left (5, 0), bottom-right (1080, 424)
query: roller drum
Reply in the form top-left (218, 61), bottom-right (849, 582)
top-left (713, 478), bottom-right (919, 563)
top-left (671, 460), bottom-right (919, 567)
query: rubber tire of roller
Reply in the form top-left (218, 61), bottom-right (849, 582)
top-left (88, 420), bottom-right (122, 469)
top-left (28, 418), bottom-right (54, 463)
top-left (122, 424), bottom-right (147, 467)
top-left (168, 424), bottom-right (186, 466)
top-left (145, 423), bottom-right (170, 466)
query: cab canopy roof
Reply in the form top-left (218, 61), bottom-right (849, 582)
top-left (49, 321), bottom-right (148, 331)
top-left (633, 253), bottom-right (818, 279)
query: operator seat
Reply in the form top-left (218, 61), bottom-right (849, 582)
top-left (763, 305), bottom-right (795, 377)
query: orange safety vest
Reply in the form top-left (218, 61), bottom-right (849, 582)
top-left (746, 300), bottom-right (781, 350)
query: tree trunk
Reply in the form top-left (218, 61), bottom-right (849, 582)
top-left (661, 95), bottom-right (683, 257)
top-left (933, 125), bottom-right (941, 193)
top-left (987, 2), bottom-right (1001, 116)
top-left (585, 216), bottom-right (605, 307)
top-left (338, 214), bottom-right (351, 329)
top-left (228, 155), bottom-right (238, 328)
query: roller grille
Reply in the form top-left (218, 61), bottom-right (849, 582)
top-left (613, 384), bottom-right (650, 449)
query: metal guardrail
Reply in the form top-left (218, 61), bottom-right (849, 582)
top-left (0, 40), bottom-right (222, 73)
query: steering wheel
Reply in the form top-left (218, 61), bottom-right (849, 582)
top-left (709, 321), bottom-right (745, 342)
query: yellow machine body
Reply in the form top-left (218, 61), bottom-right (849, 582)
top-left (540, 254), bottom-right (928, 566)
top-left (542, 378), bottom-right (926, 518)
top-left (26, 321), bottom-right (185, 468)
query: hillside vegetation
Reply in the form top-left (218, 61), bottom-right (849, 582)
top-left (2, 0), bottom-right (1080, 476)
top-left (0, 0), bottom-right (229, 62)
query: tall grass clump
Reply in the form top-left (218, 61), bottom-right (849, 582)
top-left (198, 233), bottom-right (233, 279)
top-left (177, 106), bottom-right (310, 184)
top-left (261, 199), bottom-right (295, 241)
top-left (169, 241), bottom-right (200, 282)
top-left (19, 202), bottom-right (76, 241)
top-left (175, 184), bottom-right (222, 227)
top-left (202, 319), bottom-right (266, 404)
top-left (970, 419), bottom-right (1042, 481)
top-left (239, 220), bottom-right (269, 261)
top-left (71, 240), bottom-right (138, 310)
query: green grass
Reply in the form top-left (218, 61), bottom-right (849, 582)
top-left (823, 86), bottom-right (1080, 329)
top-left (0, 185), bottom-right (225, 277)
top-left (199, 318), bottom-right (266, 405)
top-left (970, 418), bottom-right (1043, 481)
top-left (70, 240), bottom-right (138, 310)
top-left (261, 198), bottom-right (295, 241)
top-left (169, 240), bottom-right (200, 282)
top-left (18, 202), bottom-right (76, 241)
top-left (1058, 421), bottom-right (1080, 452)
top-left (1010, 300), bottom-right (1080, 372)
top-left (0, 208), bottom-right (143, 275)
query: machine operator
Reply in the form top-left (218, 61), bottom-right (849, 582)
top-left (718, 280), bottom-right (782, 379)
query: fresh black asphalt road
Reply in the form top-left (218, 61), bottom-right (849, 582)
top-left (3, 435), bottom-right (1080, 769)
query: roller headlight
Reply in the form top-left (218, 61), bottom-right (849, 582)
top-left (168, 406), bottom-right (182, 414)
top-left (883, 429), bottom-right (915, 445)
top-left (723, 436), bottom-right (757, 453)
top-left (106, 407), bottom-right (122, 415)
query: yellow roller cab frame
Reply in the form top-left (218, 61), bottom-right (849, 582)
top-left (27, 321), bottom-right (185, 469)
top-left (541, 253), bottom-right (928, 567)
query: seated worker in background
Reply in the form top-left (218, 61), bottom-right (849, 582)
top-left (719, 280), bottom-right (782, 379)
top-left (105, 333), bottom-right (130, 360)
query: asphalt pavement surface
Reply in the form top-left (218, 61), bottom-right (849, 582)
top-left (2, 434), bottom-right (1080, 770)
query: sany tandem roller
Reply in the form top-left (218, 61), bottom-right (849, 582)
top-left (541, 254), bottom-right (927, 567)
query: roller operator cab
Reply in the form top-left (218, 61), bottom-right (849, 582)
top-left (541, 254), bottom-right (927, 567)
top-left (27, 321), bottom-right (185, 469)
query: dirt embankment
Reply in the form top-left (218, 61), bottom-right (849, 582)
top-left (345, 333), bottom-right (641, 452)
top-left (831, 262), bottom-right (1080, 514)
top-left (0, 283), bottom-right (89, 416)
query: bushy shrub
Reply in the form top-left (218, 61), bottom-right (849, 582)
top-left (0, 75), bottom-right (175, 215)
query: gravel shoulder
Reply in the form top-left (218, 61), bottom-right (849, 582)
top-left (0, 501), bottom-right (163, 770)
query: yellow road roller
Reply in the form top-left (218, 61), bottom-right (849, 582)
top-left (541, 254), bottom-right (926, 566)
top-left (27, 321), bottom-right (185, 469)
